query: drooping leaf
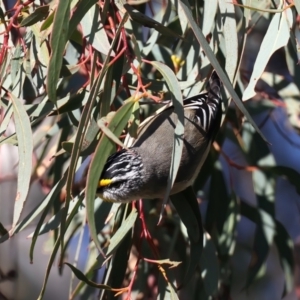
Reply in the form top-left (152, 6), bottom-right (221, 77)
top-left (0, 102), bottom-right (13, 136)
top-left (123, 4), bottom-right (182, 39)
top-left (218, 0), bottom-right (238, 82)
top-left (65, 263), bottom-right (112, 290)
top-left (179, 0), bottom-right (268, 144)
top-left (202, 0), bottom-right (218, 36)
top-left (47, 0), bottom-right (71, 104)
top-left (243, 7), bottom-right (293, 100)
top-left (105, 226), bottom-right (133, 296)
top-left (68, 0), bottom-right (98, 39)
top-left (20, 6), bottom-right (49, 27)
top-left (200, 232), bottom-right (219, 296)
top-left (86, 99), bottom-right (135, 253)
top-left (37, 195), bottom-right (83, 300)
top-left (0, 223), bottom-right (8, 237)
top-left (10, 93), bottom-right (33, 230)
top-left (261, 166), bottom-right (300, 196)
top-left (295, 0), bottom-right (300, 14)
top-left (81, 4), bottom-right (115, 56)
top-left (170, 186), bottom-right (203, 287)
top-left (149, 61), bottom-right (184, 210)
top-left (40, 9), bottom-right (54, 31)
top-left (274, 221), bottom-right (294, 295)
top-left (106, 207), bottom-right (137, 256)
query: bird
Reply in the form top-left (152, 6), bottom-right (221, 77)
top-left (96, 71), bottom-right (223, 203)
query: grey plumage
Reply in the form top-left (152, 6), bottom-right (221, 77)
top-left (97, 71), bottom-right (223, 202)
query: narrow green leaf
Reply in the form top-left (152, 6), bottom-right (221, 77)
top-left (218, 0), bottom-right (238, 82)
top-left (128, 101), bottom-right (140, 138)
top-left (0, 46), bottom-right (10, 85)
top-left (200, 233), bottom-right (219, 296)
top-left (94, 200), bottom-right (113, 233)
top-left (40, 9), bottom-right (54, 31)
top-left (241, 200), bottom-right (294, 293)
top-left (0, 102), bottom-right (13, 136)
top-left (179, 0), bottom-right (268, 143)
top-left (130, 34), bottom-right (142, 64)
top-left (47, 0), bottom-right (71, 104)
top-left (205, 161), bottom-right (229, 234)
top-left (69, 257), bottom-right (100, 298)
top-left (108, 228), bottom-right (132, 292)
top-left (11, 44), bottom-right (22, 85)
top-left (28, 207), bottom-right (66, 238)
top-left (246, 210), bottom-right (275, 287)
top-left (193, 148), bottom-right (220, 192)
top-left (0, 223), bottom-right (8, 237)
top-left (123, 4), bottom-right (182, 39)
top-left (29, 173), bottom-right (68, 264)
top-left (294, 0), bottom-right (300, 15)
top-left (218, 193), bottom-right (239, 256)
top-left (240, 201), bottom-right (276, 288)
top-left (29, 205), bottom-right (65, 263)
top-left (0, 135), bottom-right (18, 146)
top-left (61, 64), bottom-right (115, 256)
top-left (80, 118), bottom-right (100, 155)
top-left (65, 263), bottom-right (112, 290)
top-left (0, 7), bottom-right (5, 21)
top-left (59, 222), bottom-right (82, 271)
top-left (37, 195), bottom-right (83, 300)
top-left (97, 118), bottom-right (126, 149)
top-left (68, 0), bottom-right (98, 39)
top-left (61, 141), bottom-right (73, 154)
top-left (81, 4), bottom-right (115, 56)
top-left (149, 61), bottom-right (184, 210)
top-left (50, 91), bottom-right (87, 115)
top-left (274, 221), bottom-right (294, 294)
top-left (243, 7), bottom-right (293, 100)
top-left (170, 187), bottom-right (203, 288)
top-left (10, 94), bottom-right (33, 230)
top-left (63, 13), bottom-right (129, 256)
top-left (61, 74), bottom-right (103, 256)
top-left (168, 282), bottom-right (180, 300)
top-left (202, 0), bottom-right (218, 35)
top-left (171, 193), bottom-right (200, 243)
top-left (20, 6), bottom-right (49, 27)
top-left (157, 278), bottom-right (180, 300)
top-left (100, 58), bottom-right (114, 117)
top-left (260, 166), bottom-right (300, 196)
top-left (86, 99), bottom-right (135, 252)
top-left (106, 208), bottom-right (137, 255)
top-left (5, 172), bottom-right (67, 241)
top-left (37, 239), bottom-right (60, 300)
top-left (245, 170), bottom-right (276, 287)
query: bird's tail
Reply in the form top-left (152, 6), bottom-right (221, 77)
top-left (203, 70), bottom-right (223, 139)
top-left (207, 70), bottom-right (222, 105)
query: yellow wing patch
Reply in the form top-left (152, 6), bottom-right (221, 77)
top-left (99, 179), bottom-right (113, 187)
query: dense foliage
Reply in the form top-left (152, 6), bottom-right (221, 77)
top-left (1, 0), bottom-right (300, 299)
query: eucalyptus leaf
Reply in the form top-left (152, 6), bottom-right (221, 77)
top-left (179, 0), bottom-right (268, 144)
top-left (243, 7), bottom-right (293, 100)
top-left (65, 263), bottom-right (112, 290)
top-left (10, 94), bottom-right (33, 230)
top-left (86, 99), bottom-right (135, 253)
top-left (47, 0), bottom-right (71, 104)
top-left (20, 6), bottom-right (49, 27)
top-left (149, 61), bottom-right (184, 211)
